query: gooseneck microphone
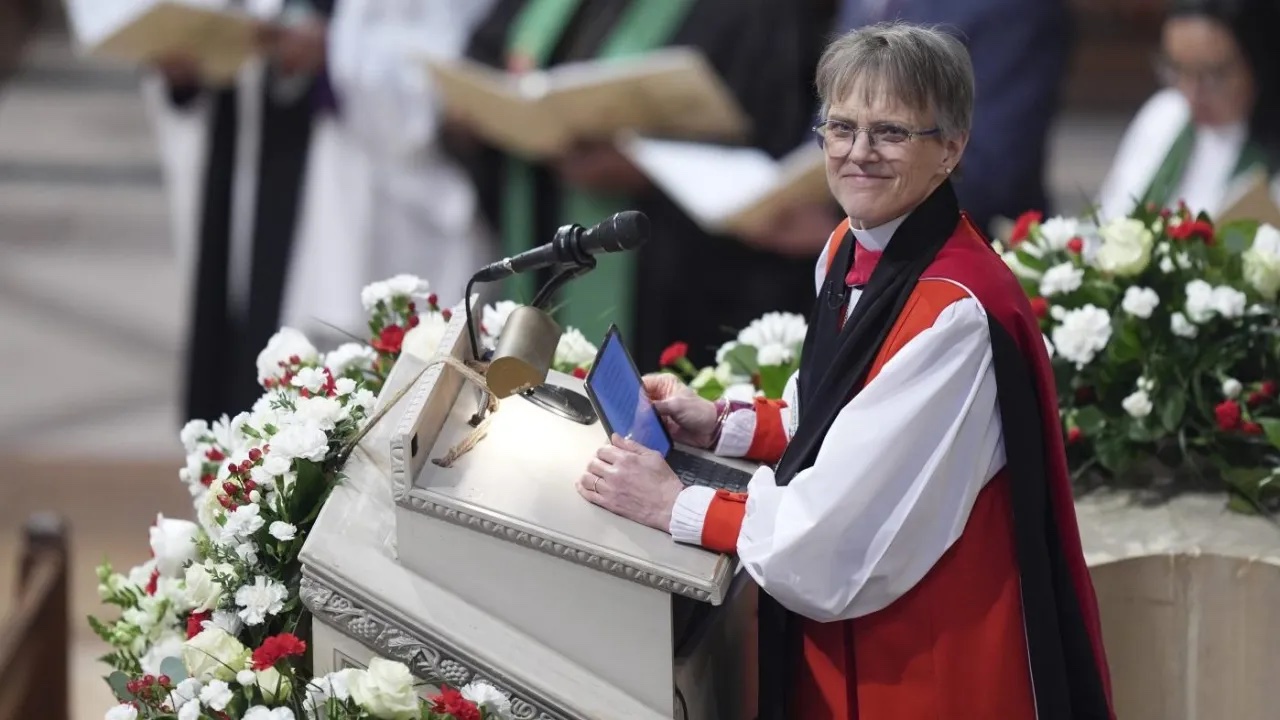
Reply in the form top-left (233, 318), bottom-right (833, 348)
top-left (473, 210), bottom-right (651, 282)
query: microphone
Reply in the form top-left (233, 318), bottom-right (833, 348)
top-left (473, 210), bottom-right (650, 282)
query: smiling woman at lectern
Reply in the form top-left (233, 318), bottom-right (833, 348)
top-left (574, 22), bottom-right (1115, 720)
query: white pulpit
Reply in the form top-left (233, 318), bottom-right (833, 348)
top-left (299, 308), bottom-right (753, 720)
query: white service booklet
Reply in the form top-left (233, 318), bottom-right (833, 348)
top-left (63, 0), bottom-right (259, 83)
top-left (617, 135), bottom-right (830, 236)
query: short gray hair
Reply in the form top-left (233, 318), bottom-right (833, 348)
top-left (815, 22), bottom-right (974, 138)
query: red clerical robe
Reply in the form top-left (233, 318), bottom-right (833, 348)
top-left (694, 214), bottom-right (1113, 719)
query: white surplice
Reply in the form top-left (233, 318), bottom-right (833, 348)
top-left (669, 218), bottom-right (1006, 622)
top-left (139, 0), bottom-right (364, 340)
top-left (324, 0), bottom-right (498, 312)
top-left (1097, 88), bottom-right (1279, 220)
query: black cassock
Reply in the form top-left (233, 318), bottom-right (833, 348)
top-left (171, 0), bottom-right (336, 423)
top-left (456, 0), bottom-right (820, 370)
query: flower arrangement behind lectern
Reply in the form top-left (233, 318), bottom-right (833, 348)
top-left (90, 276), bottom-right (596, 720)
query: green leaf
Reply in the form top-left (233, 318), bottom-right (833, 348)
top-left (1158, 393), bottom-right (1187, 433)
top-left (1095, 436), bottom-right (1132, 474)
top-left (106, 670), bottom-right (135, 701)
top-left (1108, 322), bottom-right (1143, 364)
top-left (1014, 247), bottom-right (1049, 272)
top-left (1074, 406), bottom-right (1106, 434)
top-left (1259, 418), bottom-right (1280, 451)
top-left (757, 365), bottom-right (791, 400)
top-left (288, 459), bottom-right (330, 522)
top-left (160, 655), bottom-right (187, 684)
top-left (722, 344), bottom-right (759, 377)
top-left (693, 377), bottom-right (725, 401)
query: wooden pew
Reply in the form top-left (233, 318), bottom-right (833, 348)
top-left (0, 514), bottom-right (70, 720)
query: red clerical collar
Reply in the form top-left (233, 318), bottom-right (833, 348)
top-left (844, 242), bottom-right (882, 287)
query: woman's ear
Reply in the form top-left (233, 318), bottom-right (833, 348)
top-left (942, 131), bottom-right (969, 173)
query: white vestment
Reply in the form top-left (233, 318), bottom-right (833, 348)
top-left (325, 0), bottom-right (497, 313)
top-left (139, 0), bottom-right (366, 341)
top-left (1097, 88), bottom-right (1280, 220)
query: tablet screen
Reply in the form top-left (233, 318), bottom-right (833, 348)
top-left (585, 328), bottom-right (672, 457)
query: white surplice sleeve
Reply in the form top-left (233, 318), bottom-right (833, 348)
top-left (736, 297), bottom-right (1005, 622)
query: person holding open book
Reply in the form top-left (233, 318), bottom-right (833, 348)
top-left (1097, 0), bottom-right (1280, 219)
top-left (142, 0), bottom-right (351, 422)
top-left (577, 23), bottom-right (1113, 720)
top-left (446, 0), bottom-right (819, 369)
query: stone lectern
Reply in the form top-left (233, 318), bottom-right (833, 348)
top-left (300, 307), bottom-right (754, 720)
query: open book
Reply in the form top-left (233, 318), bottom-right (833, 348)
top-left (617, 135), bottom-right (830, 236)
top-left (426, 47), bottom-right (751, 159)
top-left (63, 0), bottom-right (259, 84)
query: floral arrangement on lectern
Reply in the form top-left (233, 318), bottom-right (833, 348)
top-left (1002, 204), bottom-right (1280, 511)
top-left (660, 311), bottom-right (809, 402)
top-left (90, 275), bottom-right (516, 720)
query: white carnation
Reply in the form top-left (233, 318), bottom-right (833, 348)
top-left (334, 377), bottom-right (357, 396)
top-left (1170, 312), bottom-right (1198, 339)
top-left (200, 680), bottom-right (234, 711)
top-left (351, 388), bottom-right (377, 411)
top-left (1122, 389), bottom-right (1154, 418)
top-left (269, 521), bottom-right (297, 542)
top-left (180, 420), bottom-right (210, 453)
top-left (169, 677), bottom-right (203, 710)
top-left (219, 504), bottom-right (265, 545)
top-left (105, 704), bottom-right (139, 720)
top-left (1211, 285), bottom-right (1247, 319)
top-left (384, 273), bottom-right (430, 299)
top-left (737, 311), bottom-right (807, 350)
top-left (1185, 280), bottom-right (1216, 323)
top-left (1094, 217), bottom-right (1154, 276)
top-left (481, 301), bottom-right (520, 346)
top-left (234, 575), bottom-right (288, 626)
top-left (360, 281), bottom-right (392, 311)
top-left (140, 632), bottom-right (186, 677)
top-left (243, 707), bottom-right (295, 720)
top-left (1050, 305), bottom-right (1112, 369)
top-left (149, 515), bottom-right (200, 577)
top-left (267, 420), bottom-right (329, 462)
top-left (1159, 256), bottom-right (1176, 274)
top-left (255, 328), bottom-right (318, 385)
top-left (294, 395), bottom-right (346, 431)
top-left (400, 311), bottom-right (450, 360)
top-left (1222, 378), bottom-right (1243, 398)
top-left (756, 343), bottom-right (794, 366)
top-left (555, 327), bottom-right (597, 369)
top-left (1120, 286), bottom-right (1160, 319)
top-left (1036, 216), bottom-right (1080, 251)
top-left (1243, 223), bottom-right (1280, 299)
top-left (722, 383), bottom-right (759, 402)
top-left (1039, 262), bottom-right (1084, 297)
top-left (462, 680), bottom-right (513, 718)
top-left (290, 367), bottom-right (329, 393)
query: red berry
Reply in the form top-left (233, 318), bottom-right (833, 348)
top-left (442, 308), bottom-right (453, 321)
top-left (1067, 427), bottom-right (1083, 444)
top-left (1066, 237), bottom-right (1084, 254)
top-left (158, 675), bottom-right (170, 687)
top-left (244, 479), bottom-right (257, 492)
top-left (249, 448), bottom-right (262, 462)
top-left (1244, 422), bottom-right (1264, 435)
top-left (1263, 381), bottom-right (1278, 398)
top-left (240, 461), bottom-right (253, 474)
top-left (143, 675), bottom-right (154, 685)
top-left (408, 314), bottom-right (420, 328)
top-left (427, 293), bottom-right (438, 306)
top-left (408, 302), bottom-right (417, 312)
top-left (288, 354), bottom-right (301, 365)
top-left (299, 388), bottom-right (311, 398)
top-left (200, 473), bottom-right (215, 487)
top-left (222, 481), bottom-right (239, 496)
top-left (218, 495), bottom-right (234, 509)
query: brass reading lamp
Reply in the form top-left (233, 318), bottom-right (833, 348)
top-left (462, 211), bottom-right (651, 424)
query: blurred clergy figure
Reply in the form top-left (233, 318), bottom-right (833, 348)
top-left (325, 0), bottom-right (499, 308)
top-left (451, 0), bottom-right (818, 368)
top-left (142, 0), bottom-right (354, 422)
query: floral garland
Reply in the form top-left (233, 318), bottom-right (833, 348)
top-left (999, 204), bottom-right (1280, 509)
top-left (91, 276), bottom-right (595, 720)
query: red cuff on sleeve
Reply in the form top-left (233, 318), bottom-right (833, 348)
top-left (746, 398), bottom-right (789, 463)
top-left (701, 490), bottom-right (748, 553)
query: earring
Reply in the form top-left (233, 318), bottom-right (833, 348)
top-left (944, 167), bottom-right (952, 175)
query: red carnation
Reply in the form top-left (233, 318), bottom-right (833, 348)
top-left (1243, 422), bottom-right (1264, 435)
top-left (1215, 400), bottom-right (1242, 431)
top-left (431, 687), bottom-right (481, 720)
top-left (572, 367), bottom-right (587, 379)
top-left (1248, 391), bottom-right (1267, 408)
top-left (1029, 297), bottom-right (1049, 319)
top-left (1065, 236), bottom-right (1084, 254)
top-left (186, 611), bottom-right (210, 639)
top-left (660, 342), bottom-right (688, 367)
top-left (372, 324), bottom-right (405, 354)
top-left (1263, 381), bottom-right (1278, 398)
top-left (145, 569), bottom-right (160, 596)
top-left (1009, 210), bottom-right (1042, 246)
top-left (1169, 219), bottom-right (1214, 244)
top-left (251, 632), bottom-right (308, 671)
top-left (1067, 427), bottom-right (1083, 444)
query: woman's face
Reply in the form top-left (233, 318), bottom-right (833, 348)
top-left (821, 81), bottom-right (966, 229)
top-left (1161, 16), bottom-right (1255, 127)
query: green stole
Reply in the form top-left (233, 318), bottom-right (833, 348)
top-left (1141, 121), bottom-right (1272, 209)
top-left (501, 0), bottom-right (693, 343)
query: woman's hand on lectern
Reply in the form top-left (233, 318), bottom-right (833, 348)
top-left (578, 434), bottom-right (685, 532)
top-left (643, 374), bottom-right (719, 450)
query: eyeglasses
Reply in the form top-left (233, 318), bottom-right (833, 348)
top-left (813, 119), bottom-right (940, 156)
top-left (1152, 54), bottom-right (1242, 95)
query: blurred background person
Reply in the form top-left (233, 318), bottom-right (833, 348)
top-left (447, 0), bottom-right (819, 369)
top-left (141, 0), bottom-right (349, 423)
top-left (1097, 0), bottom-right (1280, 219)
top-left (749, 0), bottom-right (1072, 255)
top-left (325, 0), bottom-right (498, 311)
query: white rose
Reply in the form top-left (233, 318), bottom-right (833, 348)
top-left (462, 680), bottom-right (513, 718)
top-left (149, 515), bottom-right (200, 577)
top-left (348, 658), bottom-right (421, 720)
top-left (255, 328), bottom-right (319, 385)
top-left (1222, 378), bottom-right (1243, 398)
top-left (105, 704), bottom-right (139, 720)
top-left (1244, 223), bottom-right (1280, 299)
top-left (1211, 285), bottom-right (1247, 319)
top-left (256, 666), bottom-right (292, 704)
top-left (1050, 305), bottom-right (1113, 369)
top-left (554, 327), bottom-right (598, 369)
top-left (1184, 280), bottom-right (1216, 323)
top-left (1039, 262), bottom-right (1084, 297)
top-left (1121, 389), bottom-right (1154, 419)
top-left (756, 343), bottom-right (794, 367)
top-left (183, 628), bottom-right (250, 682)
top-left (1170, 312), bottom-right (1198, 338)
top-left (1120, 286), bottom-right (1160, 319)
top-left (400, 312), bottom-right (450, 361)
top-left (1094, 217), bottom-right (1154, 276)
